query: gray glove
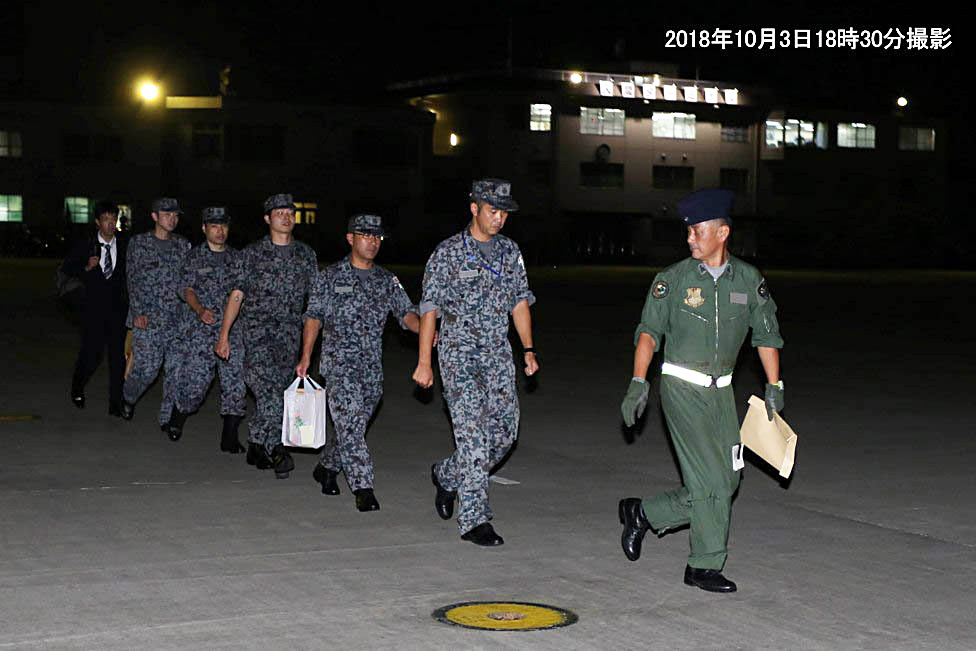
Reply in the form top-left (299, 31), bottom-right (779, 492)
top-left (621, 378), bottom-right (649, 427)
top-left (764, 381), bottom-right (784, 421)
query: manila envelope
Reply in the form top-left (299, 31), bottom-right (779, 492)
top-left (740, 395), bottom-right (798, 478)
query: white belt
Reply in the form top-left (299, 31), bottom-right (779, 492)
top-left (661, 362), bottom-right (732, 388)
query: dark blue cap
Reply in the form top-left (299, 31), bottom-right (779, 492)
top-left (677, 189), bottom-right (734, 225)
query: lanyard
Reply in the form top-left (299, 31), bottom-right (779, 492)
top-left (462, 231), bottom-right (503, 278)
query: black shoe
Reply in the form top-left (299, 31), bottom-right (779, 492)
top-left (220, 415), bottom-right (246, 453)
top-left (618, 498), bottom-right (652, 561)
top-left (312, 464), bottom-right (340, 495)
top-left (431, 464), bottom-right (456, 520)
top-left (461, 522), bottom-right (504, 546)
top-left (72, 392), bottom-right (85, 409)
top-left (119, 400), bottom-right (134, 421)
top-left (354, 488), bottom-right (380, 512)
top-left (684, 565), bottom-right (737, 593)
top-left (165, 409), bottom-right (188, 442)
top-left (270, 445), bottom-right (294, 479)
top-left (246, 442), bottom-right (273, 470)
top-left (108, 403), bottom-right (122, 417)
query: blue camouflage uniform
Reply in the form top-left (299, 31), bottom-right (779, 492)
top-left (236, 229), bottom-right (317, 454)
top-left (421, 182), bottom-right (535, 534)
top-left (174, 240), bottom-right (246, 418)
top-left (305, 248), bottom-right (416, 490)
top-left (123, 198), bottom-right (191, 425)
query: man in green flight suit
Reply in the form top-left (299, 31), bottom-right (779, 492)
top-left (619, 188), bottom-right (784, 593)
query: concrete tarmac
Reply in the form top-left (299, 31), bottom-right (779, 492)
top-left (1, 260), bottom-right (974, 649)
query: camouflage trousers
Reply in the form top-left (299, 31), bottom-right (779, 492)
top-left (174, 325), bottom-right (246, 417)
top-left (320, 373), bottom-right (382, 491)
top-left (434, 348), bottom-right (519, 534)
top-left (244, 330), bottom-right (300, 453)
top-left (123, 325), bottom-right (179, 426)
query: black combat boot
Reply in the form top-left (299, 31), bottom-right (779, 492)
top-left (431, 464), bottom-right (456, 520)
top-left (246, 442), bottom-right (273, 470)
top-left (312, 464), bottom-right (340, 495)
top-left (618, 498), bottom-right (651, 561)
top-left (270, 444), bottom-right (294, 479)
top-left (120, 400), bottom-right (135, 420)
top-left (460, 523), bottom-right (504, 546)
top-left (354, 488), bottom-right (380, 512)
top-left (220, 415), bottom-right (246, 453)
top-left (165, 408), bottom-right (189, 442)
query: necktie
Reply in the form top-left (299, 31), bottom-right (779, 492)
top-left (102, 243), bottom-right (113, 278)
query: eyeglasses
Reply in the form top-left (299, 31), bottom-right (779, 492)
top-left (354, 232), bottom-right (384, 242)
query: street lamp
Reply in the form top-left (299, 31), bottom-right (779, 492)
top-left (569, 72), bottom-right (583, 85)
top-left (896, 96), bottom-right (908, 108)
top-left (136, 79), bottom-right (161, 102)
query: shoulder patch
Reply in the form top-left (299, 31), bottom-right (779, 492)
top-left (757, 279), bottom-right (770, 300)
top-left (652, 280), bottom-right (669, 299)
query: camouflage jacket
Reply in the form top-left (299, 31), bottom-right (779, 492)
top-left (179, 243), bottom-right (242, 333)
top-left (235, 235), bottom-right (317, 334)
top-left (419, 228), bottom-right (535, 352)
top-left (125, 231), bottom-right (191, 328)
top-left (305, 256), bottom-right (415, 380)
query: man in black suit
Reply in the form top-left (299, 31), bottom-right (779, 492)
top-left (64, 200), bottom-right (129, 415)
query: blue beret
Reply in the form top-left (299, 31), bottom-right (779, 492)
top-left (677, 189), bottom-right (734, 225)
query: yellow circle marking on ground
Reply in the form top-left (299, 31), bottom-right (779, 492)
top-left (437, 602), bottom-right (576, 631)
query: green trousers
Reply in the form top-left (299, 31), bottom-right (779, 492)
top-left (642, 375), bottom-right (741, 570)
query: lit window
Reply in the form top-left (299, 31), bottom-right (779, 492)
top-left (765, 120), bottom-right (784, 148)
top-left (294, 202), bottom-right (317, 225)
top-left (704, 88), bottom-right (720, 104)
top-left (117, 204), bottom-right (132, 230)
top-left (784, 119), bottom-right (817, 148)
top-left (721, 125), bottom-right (749, 143)
top-left (65, 197), bottom-right (90, 223)
top-left (898, 127), bottom-right (936, 151)
top-left (530, 104), bottom-right (552, 131)
top-left (837, 122), bottom-right (876, 149)
top-left (683, 86), bottom-right (698, 102)
top-left (580, 107), bottom-right (625, 136)
top-left (0, 195), bottom-right (23, 222)
top-left (0, 131), bottom-right (22, 158)
top-left (663, 84), bottom-right (678, 101)
top-left (724, 89), bottom-right (738, 105)
top-left (652, 112), bottom-right (696, 139)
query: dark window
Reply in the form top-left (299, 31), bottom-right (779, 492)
top-left (529, 160), bottom-right (550, 186)
top-left (225, 124), bottom-right (285, 161)
top-left (62, 133), bottom-right (90, 162)
top-left (580, 161), bottom-right (624, 189)
top-left (720, 168), bottom-right (749, 194)
top-left (721, 125), bottom-right (749, 143)
top-left (192, 123), bottom-right (223, 159)
top-left (653, 165), bottom-right (694, 190)
top-left (353, 130), bottom-right (419, 168)
top-left (506, 104), bottom-right (527, 130)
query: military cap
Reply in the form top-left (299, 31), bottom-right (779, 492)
top-left (470, 178), bottom-right (519, 212)
top-left (263, 193), bottom-right (296, 213)
top-left (152, 197), bottom-right (182, 214)
top-left (677, 188), bottom-right (734, 226)
top-left (347, 213), bottom-right (385, 236)
top-left (202, 206), bottom-right (230, 224)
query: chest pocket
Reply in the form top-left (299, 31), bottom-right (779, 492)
top-left (724, 291), bottom-right (749, 322)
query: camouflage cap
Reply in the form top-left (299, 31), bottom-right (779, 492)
top-left (347, 213), bottom-right (385, 236)
top-left (202, 206), bottom-right (230, 224)
top-left (263, 193), bottom-right (296, 213)
top-left (470, 178), bottom-right (519, 212)
top-left (152, 197), bottom-right (182, 213)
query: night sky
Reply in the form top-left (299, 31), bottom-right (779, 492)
top-left (2, 0), bottom-right (965, 192)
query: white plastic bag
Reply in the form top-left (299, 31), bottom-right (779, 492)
top-left (281, 375), bottom-right (327, 449)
